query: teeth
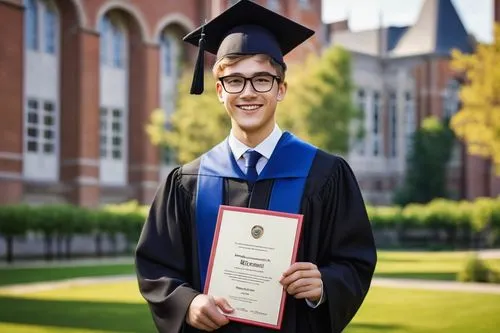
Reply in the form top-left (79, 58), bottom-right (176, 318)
top-left (240, 105), bottom-right (260, 110)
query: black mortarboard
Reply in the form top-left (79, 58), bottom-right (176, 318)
top-left (183, 0), bottom-right (315, 94)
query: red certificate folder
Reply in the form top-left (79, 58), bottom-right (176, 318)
top-left (204, 205), bottom-right (303, 329)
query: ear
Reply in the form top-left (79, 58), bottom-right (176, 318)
top-left (216, 81), bottom-right (224, 103)
top-left (277, 81), bottom-right (287, 102)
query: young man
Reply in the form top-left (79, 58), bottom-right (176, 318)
top-left (135, 1), bottom-right (377, 332)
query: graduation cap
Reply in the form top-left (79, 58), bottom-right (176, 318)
top-left (183, 0), bottom-right (315, 94)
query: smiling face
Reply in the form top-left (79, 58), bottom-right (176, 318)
top-left (215, 55), bottom-right (287, 146)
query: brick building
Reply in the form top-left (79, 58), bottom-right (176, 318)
top-left (496, 0), bottom-right (500, 22)
top-left (0, 0), bottom-right (323, 207)
top-left (327, 0), bottom-right (500, 204)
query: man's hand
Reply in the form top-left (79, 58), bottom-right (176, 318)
top-left (279, 262), bottom-right (322, 302)
top-left (186, 294), bottom-right (233, 331)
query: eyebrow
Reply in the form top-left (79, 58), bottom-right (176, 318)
top-left (225, 71), bottom-right (277, 77)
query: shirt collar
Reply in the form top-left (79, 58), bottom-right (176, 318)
top-left (228, 124), bottom-right (283, 161)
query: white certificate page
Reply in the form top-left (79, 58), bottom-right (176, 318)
top-left (205, 206), bottom-right (303, 329)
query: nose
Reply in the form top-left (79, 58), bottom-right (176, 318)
top-left (240, 79), bottom-right (257, 98)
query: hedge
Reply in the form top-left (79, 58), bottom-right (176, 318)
top-left (0, 197), bottom-right (499, 261)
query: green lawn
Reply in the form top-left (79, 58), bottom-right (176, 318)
top-left (375, 251), bottom-right (500, 281)
top-left (346, 286), bottom-right (500, 333)
top-left (0, 281), bottom-right (498, 333)
top-left (0, 264), bottom-right (135, 286)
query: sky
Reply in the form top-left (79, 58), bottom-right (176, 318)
top-left (322, 0), bottom-right (493, 43)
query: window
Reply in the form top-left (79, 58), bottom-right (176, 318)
top-left (373, 92), bottom-right (381, 156)
top-left (99, 17), bottom-right (109, 64)
top-left (25, 0), bottom-right (38, 50)
top-left (405, 92), bottom-right (415, 154)
top-left (160, 34), bottom-right (173, 76)
top-left (44, 4), bottom-right (57, 54)
top-left (444, 79), bottom-right (460, 119)
top-left (100, 107), bottom-right (125, 161)
top-left (389, 92), bottom-right (397, 157)
top-left (112, 24), bottom-right (125, 68)
top-left (25, 0), bottom-right (58, 54)
top-left (25, 98), bottom-right (57, 155)
top-left (99, 15), bottom-right (126, 68)
top-left (355, 89), bottom-right (366, 155)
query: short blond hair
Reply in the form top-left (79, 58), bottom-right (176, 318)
top-left (212, 54), bottom-right (286, 81)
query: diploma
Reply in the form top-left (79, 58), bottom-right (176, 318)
top-left (204, 205), bottom-right (303, 329)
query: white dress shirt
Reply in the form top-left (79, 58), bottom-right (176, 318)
top-left (227, 124), bottom-right (325, 308)
top-left (228, 124), bottom-right (283, 175)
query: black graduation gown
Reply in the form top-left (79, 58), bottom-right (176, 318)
top-left (135, 134), bottom-right (377, 333)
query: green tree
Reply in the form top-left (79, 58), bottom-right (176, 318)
top-left (146, 46), bottom-right (360, 163)
top-left (450, 24), bottom-right (500, 174)
top-left (146, 72), bottom-right (231, 164)
top-left (394, 116), bottom-right (455, 206)
top-left (278, 46), bottom-right (361, 153)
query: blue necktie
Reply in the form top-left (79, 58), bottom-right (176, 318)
top-left (245, 150), bottom-right (262, 183)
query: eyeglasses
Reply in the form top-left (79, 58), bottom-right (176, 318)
top-left (219, 73), bottom-right (281, 94)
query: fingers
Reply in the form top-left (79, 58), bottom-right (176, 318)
top-left (195, 315), bottom-right (220, 332)
top-left (204, 304), bottom-right (230, 327)
top-left (187, 295), bottom-right (230, 331)
top-left (279, 262), bottom-right (322, 302)
top-left (285, 277), bottom-right (320, 294)
top-left (280, 262), bottom-right (320, 286)
top-left (214, 297), bottom-right (234, 314)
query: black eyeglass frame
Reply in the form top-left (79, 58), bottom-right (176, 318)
top-left (218, 74), bottom-right (282, 94)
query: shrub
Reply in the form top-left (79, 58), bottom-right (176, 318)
top-left (367, 206), bottom-right (401, 230)
top-left (457, 255), bottom-right (499, 283)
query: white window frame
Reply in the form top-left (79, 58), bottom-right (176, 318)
top-left (23, 0), bottom-right (60, 182)
top-left (100, 107), bottom-right (126, 162)
top-left (99, 13), bottom-right (129, 185)
top-left (23, 97), bottom-right (59, 181)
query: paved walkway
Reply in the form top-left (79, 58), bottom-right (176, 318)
top-left (372, 277), bottom-right (500, 294)
top-left (1, 250), bottom-right (500, 295)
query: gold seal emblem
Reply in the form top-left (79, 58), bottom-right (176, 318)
top-left (251, 225), bottom-right (264, 239)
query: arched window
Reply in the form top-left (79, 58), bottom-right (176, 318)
top-left (25, 0), bottom-right (38, 50)
top-left (160, 34), bottom-right (172, 76)
top-left (99, 13), bottom-right (128, 185)
top-left (99, 14), bottom-right (126, 68)
top-left (44, 2), bottom-right (57, 54)
top-left (23, 0), bottom-right (60, 182)
top-left (25, 0), bottom-right (58, 54)
top-left (99, 16), bottom-right (110, 64)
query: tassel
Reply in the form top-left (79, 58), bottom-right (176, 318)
top-left (190, 24), bottom-right (206, 95)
